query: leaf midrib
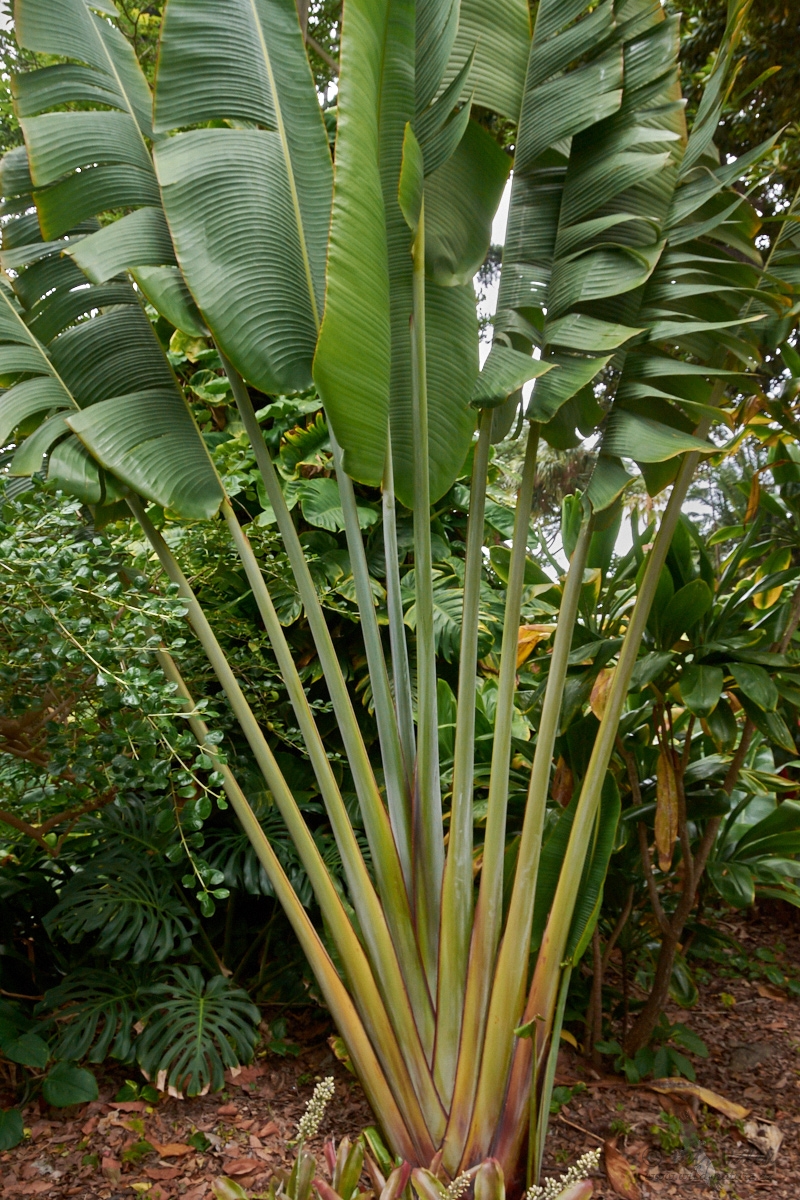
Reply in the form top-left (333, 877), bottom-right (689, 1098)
top-left (248, 0), bottom-right (320, 331)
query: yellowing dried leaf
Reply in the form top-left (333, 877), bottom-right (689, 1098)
top-left (517, 625), bottom-right (551, 668)
top-left (590, 667), bottom-right (616, 721)
top-left (740, 394), bottom-right (763, 426)
top-left (754, 546), bottom-right (792, 610)
top-left (551, 756), bottom-right (574, 808)
top-left (744, 473), bottom-right (761, 524)
top-left (603, 1139), bottom-right (641, 1200)
top-left (648, 1077), bottom-right (749, 1120)
top-left (655, 748), bottom-right (679, 873)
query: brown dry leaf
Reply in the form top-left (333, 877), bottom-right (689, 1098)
top-left (517, 625), bottom-right (549, 668)
top-left (590, 667), bottom-right (616, 720)
top-left (740, 393), bottom-right (763, 426)
top-left (655, 748), bottom-right (678, 872)
top-left (101, 1156), bottom-right (122, 1185)
top-left (604, 1138), bottom-right (642, 1200)
top-left (151, 1141), bottom-right (192, 1157)
top-left (744, 473), bottom-right (761, 524)
top-left (145, 1167), bottom-right (182, 1181)
top-left (756, 981), bottom-right (787, 1001)
top-left (551, 756), bottom-right (574, 808)
top-left (648, 1077), bottom-right (749, 1120)
top-left (258, 1121), bottom-right (279, 1138)
top-left (224, 1157), bottom-right (264, 1176)
top-left (226, 1063), bottom-right (265, 1087)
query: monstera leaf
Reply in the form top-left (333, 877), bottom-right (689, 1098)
top-left (44, 861), bottom-right (196, 963)
top-left (136, 967), bottom-right (260, 1097)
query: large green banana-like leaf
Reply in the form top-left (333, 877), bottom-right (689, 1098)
top-left (0, 148), bottom-right (222, 520)
top-left (153, 0), bottom-right (332, 394)
top-left (588, 0), bottom-right (782, 502)
top-left (313, 0), bottom-right (395, 486)
top-left (416, 0), bottom-right (460, 115)
top-left (13, 0), bottom-right (204, 336)
top-left (496, 0), bottom-right (685, 442)
top-left (14, 0), bottom-right (152, 134)
top-left (441, 0), bottom-right (531, 121)
top-left (424, 121), bottom-right (510, 287)
top-left (386, 117), bottom-right (508, 507)
top-left (316, 0), bottom-right (495, 503)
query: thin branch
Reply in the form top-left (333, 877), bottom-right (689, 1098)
top-left (306, 32), bottom-right (337, 72)
top-left (0, 810), bottom-right (52, 854)
top-left (601, 886), bottom-right (635, 974)
top-left (617, 737), bottom-right (671, 938)
top-left (0, 789), bottom-right (118, 856)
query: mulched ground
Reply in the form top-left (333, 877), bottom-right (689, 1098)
top-left (2, 906), bottom-right (797, 1200)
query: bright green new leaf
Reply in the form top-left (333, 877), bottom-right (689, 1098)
top-left (398, 123), bottom-right (425, 233)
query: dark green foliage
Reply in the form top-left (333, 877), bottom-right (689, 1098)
top-left (0, 1108), bottom-right (24, 1151)
top-left (673, 0), bottom-right (800, 214)
top-left (136, 966), bottom-right (260, 1097)
top-left (43, 967), bottom-right (154, 1063)
top-left (41, 1061), bottom-right (99, 1107)
top-left (44, 859), bottom-right (196, 962)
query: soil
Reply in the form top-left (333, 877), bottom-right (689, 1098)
top-left (2, 907), bottom-right (798, 1200)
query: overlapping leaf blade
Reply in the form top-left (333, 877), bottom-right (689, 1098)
top-left (0, 147), bottom-right (223, 518)
top-left (154, 0), bottom-right (333, 394)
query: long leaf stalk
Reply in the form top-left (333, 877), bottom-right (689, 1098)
top-left (531, 966), bottom-right (572, 1185)
top-left (151, 647), bottom-right (417, 1162)
top-left (410, 196), bottom-right (444, 989)
top-left (494, 449), bottom-right (706, 1176)
top-left (330, 431), bottom-right (418, 935)
top-left (443, 420), bottom-right (540, 1164)
top-left (459, 515), bottom-right (594, 1170)
top-left (222, 356), bottom-right (415, 897)
top-left (226, 357), bottom-right (434, 1049)
top-left (435, 408), bottom-right (493, 1099)
top-left (383, 437), bottom-right (417, 807)
top-left (221, 498), bottom-right (438, 1098)
top-left (126, 495), bottom-right (436, 1159)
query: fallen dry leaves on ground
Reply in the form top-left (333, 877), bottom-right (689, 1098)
top-left (2, 907), bottom-right (798, 1199)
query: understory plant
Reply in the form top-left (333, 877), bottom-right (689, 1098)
top-left (0, 0), bottom-right (792, 1191)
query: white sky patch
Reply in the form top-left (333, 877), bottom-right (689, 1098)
top-left (492, 177), bottom-right (512, 245)
top-left (476, 178), bottom-right (512, 365)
